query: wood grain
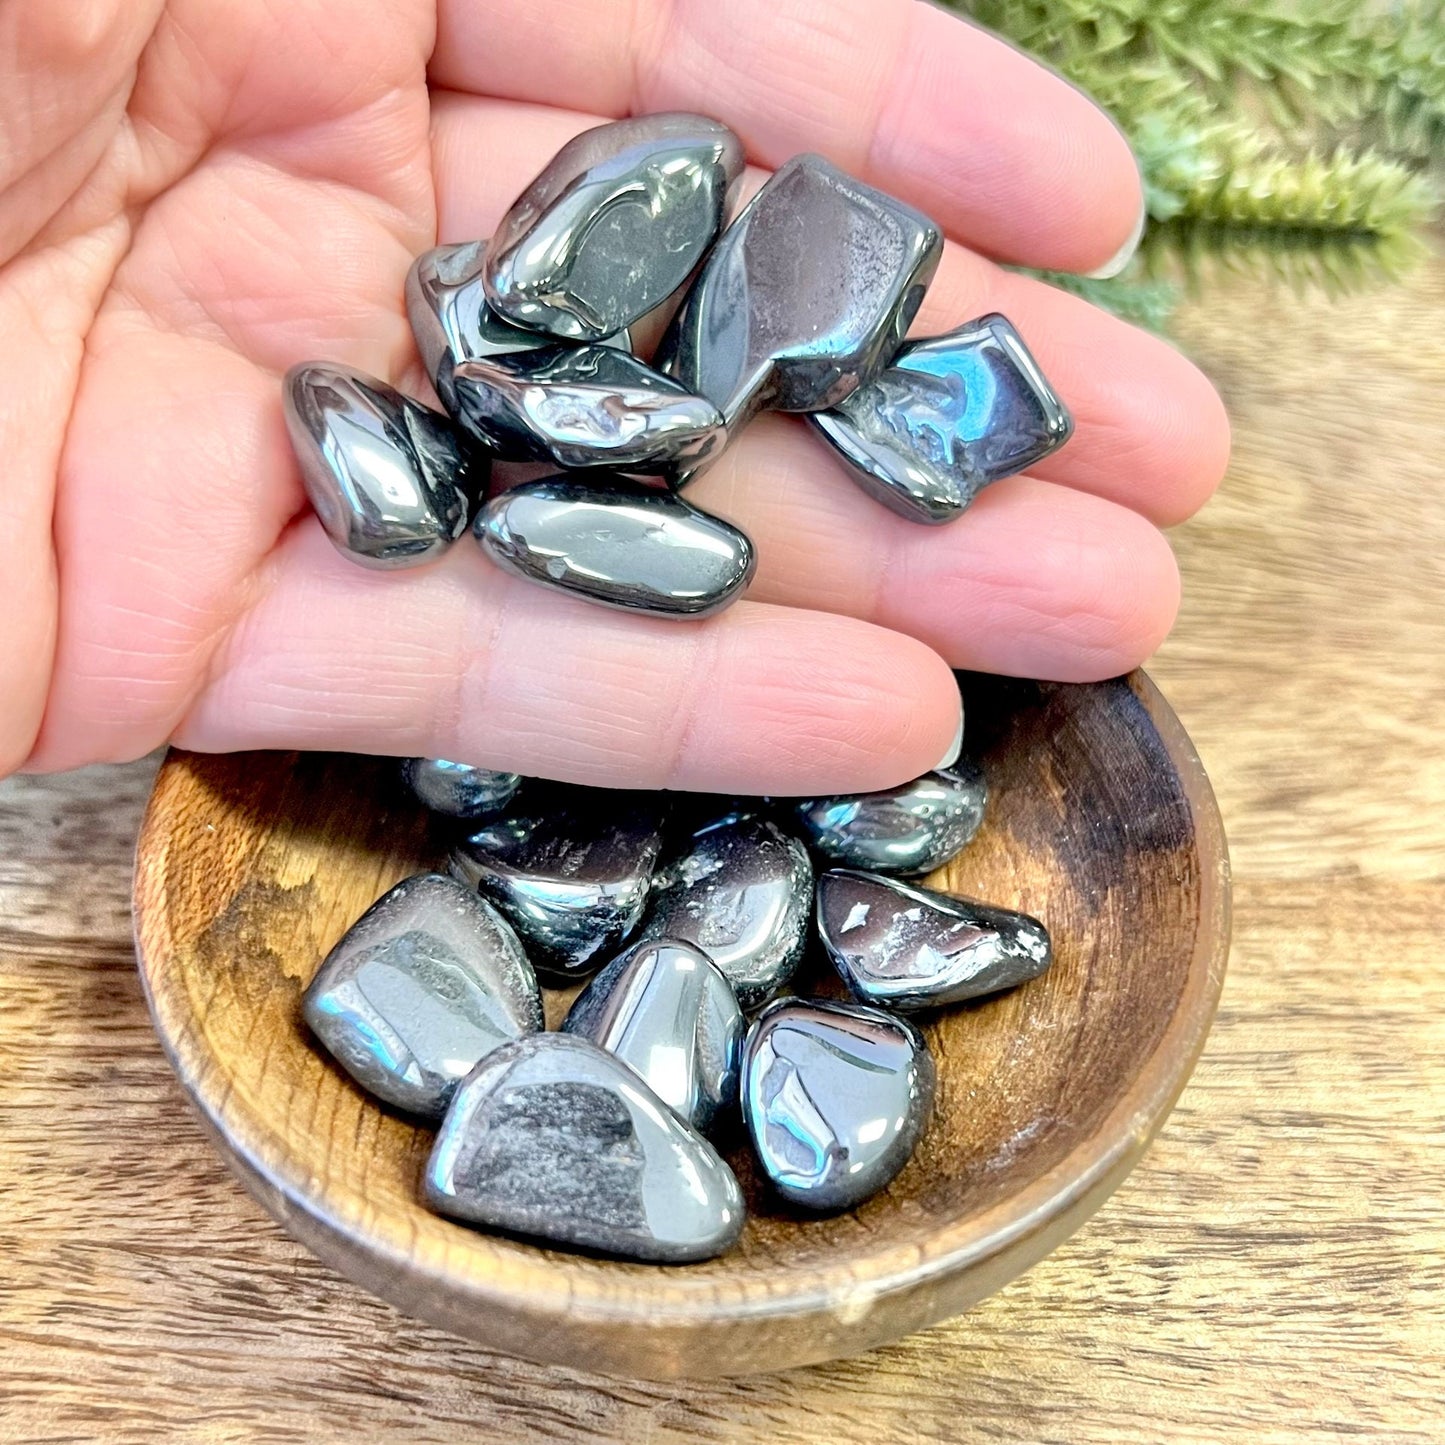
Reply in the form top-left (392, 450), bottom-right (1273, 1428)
top-left (129, 674), bottom-right (1226, 1378)
top-left (2, 256), bottom-right (1443, 1433)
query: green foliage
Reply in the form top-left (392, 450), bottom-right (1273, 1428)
top-left (954, 0), bottom-right (1442, 327)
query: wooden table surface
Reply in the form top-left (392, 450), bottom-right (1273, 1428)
top-left (2, 257), bottom-right (1442, 1442)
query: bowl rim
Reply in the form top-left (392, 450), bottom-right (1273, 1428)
top-left (134, 671), bottom-right (1230, 1341)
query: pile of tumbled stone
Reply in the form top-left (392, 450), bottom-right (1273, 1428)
top-left (302, 745), bottom-right (1054, 1263)
top-left (282, 113), bottom-right (1073, 618)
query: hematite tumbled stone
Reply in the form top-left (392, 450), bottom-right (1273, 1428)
top-left (808, 314), bottom-right (1073, 524)
top-left (425, 1033), bottom-right (745, 1262)
top-left (793, 761), bottom-right (987, 877)
top-left (742, 997), bottom-right (933, 1211)
top-left (283, 363), bottom-right (479, 568)
top-left (406, 242), bottom-right (633, 414)
top-left (562, 939), bottom-right (744, 1134)
top-left (401, 759), bottom-right (521, 820)
top-left (484, 113), bottom-right (744, 342)
top-left (449, 791), bottom-right (665, 979)
top-left (638, 812), bottom-right (812, 1008)
top-left (475, 475), bottom-right (756, 619)
top-left (658, 153), bottom-right (942, 453)
top-left (449, 345), bottom-right (724, 473)
top-left (302, 872), bottom-right (543, 1120)
top-left (816, 868), bottom-right (1052, 1011)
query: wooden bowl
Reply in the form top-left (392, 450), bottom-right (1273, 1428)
top-left (133, 671), bottom-right (1229, 1379)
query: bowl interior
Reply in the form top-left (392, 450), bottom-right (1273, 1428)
top-left (134, 672), bottom-right (1228, 1376)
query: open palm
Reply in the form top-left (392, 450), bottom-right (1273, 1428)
top-left (2, 0), bottom-right (1228, 794)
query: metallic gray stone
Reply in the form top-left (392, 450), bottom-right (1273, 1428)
top-left (809, 314), bottom-right (1074, 524)
top-left (475, 475), bottom-right (756, 619)
top-left (816, 868), bottom-right (1052, 1012)
top-left (401, 759), bottom-right (521, 820)
top-left (793, 761), bottom-right (987, 877)
top-left (405, 241), bottom-right (632, 414)
top-left (449, 791), bottom-right (665, 979)
top-left (562, 939), bottom-right (744, 1134)
top-left (302, 872), bottom-right (542, 1120)
top-left (638, 813), bottom-right (812, 1009)
top-left (283, 363), bottom-right (478, 568)
top-left (425, 1033), bottom-right (745, 1262)
top-left (449, 345), bottom-right (724, 472)
top-left (741, 997), bottom-right (933, 1211)
top-left (484, 113), bottom-right (744, 342)
top-left (658, 153), bottom-right (943, 452)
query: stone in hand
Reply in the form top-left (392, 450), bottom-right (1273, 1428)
top-left (284, 363), bottom-right (479, 568)
top-left (425, 1033), bottom-right (745, 1262)
top-left (302, 872), bottom-right (542, 1120)
top-left (808, 314), bottom-right (1073, 524)
top-left (658, 153), bottom-right (943, 442)
top-left (793, 761), bottom-right (987, 877)
top-left (484, 113), bottom-right (744, 342)
top-left (406, 242), bottom-right (632, 414)
top-left (639, 812), bottom-right (812, 1009)
top-left (450, 790), bottom-right (665, 978)
top-left (742, 997), bottom-right (933, 1210)
top-left (476, 475), bottom-right (756, 619)
top-left (816, 868), bottom-right (1052, 1012)
top-left (449, 345), bottom-right (724, 473)
top-left (562, 939), bottom-right (744, 1134)
top-left (401, 759), bottom-right (522, 820)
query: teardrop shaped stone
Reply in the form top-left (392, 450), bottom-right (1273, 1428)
top-left (816, 868), bottom-right (1052, 1011)
top-left (809, 314), bottom-right (1074, 524)
top-left (425, 1033), bottom-right (745, 1262)
top-left (658, 154), bottom-right (942, 444)
top-left (484, 113), bottom-right (744, 341)
top-left (302, 872), bottom-right (543, 1120)
top-left (401, 759), bottom-right (521, 820)
top-left (741, 997), bottom-right (933, 1210)
top-left (475, 475), bottom-right (756, 619)
top-left (638, 812), bottom-right (812, 1008)
top-left (283, 363), bottom-right (479, 568)
top-left (449, 345), bottom-right (724, 472)
top-left (405, 241), bottom-right (633, 414)
top-left (449, 790), bottom-right (665, 979)
top-left (793, 761), bottom-right (987, 877)
top-left (563, 939), bottom-right (744, 1133)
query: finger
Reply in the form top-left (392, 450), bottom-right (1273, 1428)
top-left (174, 522), bottom-right (965, 796)
top-left (680, 414), bottom-right (1180, 680)
top-left (431, 96), bottom-right (1226, 528)
top-left (430, 0), bottom-right (1142, 273)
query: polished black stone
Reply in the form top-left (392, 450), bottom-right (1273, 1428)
top-left (809, 314), bottom-right (1074, 524)
top-left (475, 475), bottom-right (756, 619)
top-left (638, 813), bottom-right (812, 1009)
top-left (283, 363), bottom-right (479, 568)
top-left (449, 792), bottom-right (665, 979)
top-left (658, 153), bottom-right (942, 458)
top-left (741, 997), bottom-right (933, 1210)
top-left (562, 939), bottom-right (743, 1133)
top-left (484, 113), bottom-right (744, 341)
top-left (400, 759), bottom-right (522, 820)
top-left (406, 241), bottom-right (633, 414)
top-left (816, 869), bottom-right (1052, 1011)
top-left (449, 345), bottom-right (724, 472)
top-left (793, 761), bottom-right (987, 877)
top-left (302, 873), bottom-right (542, 1119)
top-left (425, 1033), bottom-right (745, 1262)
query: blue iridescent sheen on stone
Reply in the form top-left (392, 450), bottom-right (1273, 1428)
top-left (401, 759), bottom-right (521, 820)
top-left (808, 314), bottom-right (1073, 524)
top-left (741, 997), bottom-right (933, 1210)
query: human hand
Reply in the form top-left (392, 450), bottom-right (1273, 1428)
top-left (0, 0), bottom-right (1228, 794)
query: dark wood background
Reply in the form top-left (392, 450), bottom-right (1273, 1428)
top-left (1, 256), bottom-right (1441, 1440)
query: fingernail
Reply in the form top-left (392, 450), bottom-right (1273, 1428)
top-left (933, 709), bottom-right (964, 772)
top-left (1085, 197), bottom-right (1146, 280)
